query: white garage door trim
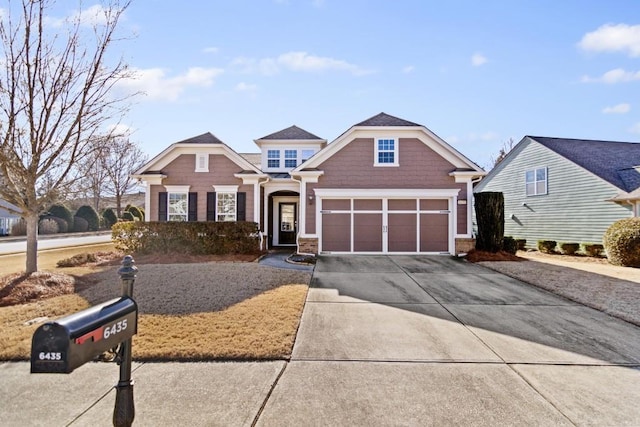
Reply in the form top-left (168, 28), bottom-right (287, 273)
top-left (315, 188), bottom-right (459, 254)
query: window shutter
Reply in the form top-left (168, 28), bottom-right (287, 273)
top-left (206, 192), bottom-right (216, 221)
top-left (237, 192), bottom-right (246, 221)
top-left (158, 192), bottom-right (168, 221)
top-left (188, 192), bottom-right (198, 221)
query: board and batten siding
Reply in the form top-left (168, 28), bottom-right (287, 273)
top-left (474, 137), bottom-right (632, 247)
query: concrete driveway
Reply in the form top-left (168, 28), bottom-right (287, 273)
top-left (258, 255), bottom-right (640, 426)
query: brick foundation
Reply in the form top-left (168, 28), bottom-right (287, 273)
top-left (455, 237), bottom-right (476, 255)
top-left (298, 237), bottom-right (318, 255)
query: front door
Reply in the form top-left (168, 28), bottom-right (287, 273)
top-left (279, 203), bottom-right (297, 245)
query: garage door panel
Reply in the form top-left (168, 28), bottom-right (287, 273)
top-left (388, 213), bottom-right (417, 252)
top-left (420, 199), bottom-right (448, 210)
top-left (420, 213), bottom-right (448, 252)
top-left (388, 199), bottom-right (416, 210)
top-left (354, 214), bottom-right (382, 252)
top-left (322, 213), bottom-right (351, 252)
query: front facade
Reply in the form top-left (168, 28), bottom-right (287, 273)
top-left (474, 136), bottom-right (640, 246)
top-left (134, 113), bottom-right (485, 255)
top-left (0, 199), bottom-right (21, 235)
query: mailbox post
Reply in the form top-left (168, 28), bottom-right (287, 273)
top-left (114, 255), bottom-right (138, 427)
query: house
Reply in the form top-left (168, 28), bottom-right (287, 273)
top-left (133, 113), bottom-right (485, 255)
top-left (0, 199), bottom-right (21, 235)
top-left (474, 136), bottom-right (640, 247)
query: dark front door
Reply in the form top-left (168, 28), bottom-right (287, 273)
top-left (279, 203), bottom-right (297, 245)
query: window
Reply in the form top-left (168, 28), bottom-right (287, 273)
top-left (168, 192), bottom-right (188, 221)
top-left (526, 167), bottom-right (547, 196)
top-left (267, 150), bottom-right (280, 168)
top-left (375, 138), bottom-right (398, 166)
top-left (216, 192), bottom-right (237, 222)
top-left (301, 149), bottom-right (315, 163)
top-left (285, 150), bottom-right (297, 168)
top-left (195, 153), bottom-right (208, 172)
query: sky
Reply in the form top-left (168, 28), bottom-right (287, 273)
top-left (47, 1), bottom-right (640, 169)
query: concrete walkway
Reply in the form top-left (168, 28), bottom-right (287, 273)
top-left (2, 255), bottom-right (640, 426)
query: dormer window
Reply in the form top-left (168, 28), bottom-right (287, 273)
top-left (195, 153), bottom-right (209, 172)
top-left (267, 150), bottom-right (280, 168)
top-left (375, 138), bottom-right (398, 166)
top-left (301, 149), bottom-right (315, 163)
top-left (285, 150), bottom-right (297, 168)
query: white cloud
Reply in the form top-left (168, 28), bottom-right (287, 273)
top-left (602, 103), bottom-right (631, 114)
top-left (581, 68), bottom-right (640, 84)
top-left (45, 4), bottom-right (118, 28)
top-left (578, 23), bottom-right (640, 57)
top-left (471, 53), bottom-right (488, 67)
top-left (629, 122), bottom-right (640, 134)
top-left (402, 65), bottom-right (415, 74)
top-left (117, 67), bottom-right (224, 101)
top-left (231, 51), bottom-right (372, 76)
top-left (107, 123), bottom-right (135, 137)
top-left (202, 47), bottom-right (219, 54)
top-left (235, 82), bottom-right (257, 92)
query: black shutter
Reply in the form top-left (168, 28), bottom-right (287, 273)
top-left (237, 192), bottom-right (246, 221)
top-left (158, 192), bottom-right (167, 221)
top-left (206, 192), bottom-right (216, 221)
top-left (188, 192), bottom-right (198, 221)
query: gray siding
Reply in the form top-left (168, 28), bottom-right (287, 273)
top-left (474, 138), bottom-right (632, 247)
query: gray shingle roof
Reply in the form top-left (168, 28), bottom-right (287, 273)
top-left (176, 132), bottom-right (225, 144)
top-left (355, 112), bottom-right (421, 127)
top-left (530, 136), bottom-right (640, 192)
top-left (258, 125), bottom-right (323, 140)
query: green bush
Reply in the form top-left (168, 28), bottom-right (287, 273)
top-left (102, 208), bottom-right (118, 228)
top-left (127, 206), bottom-right (143, 221)
top-left (73, 216), bottom-right (89, 232)
top-left (38, 218), bottom-right (59, 234)
top-left (112, 221), bottom-right (262, 255)
top-left (47, 204), bottom-right (74, 231)
top-left (75, 205), bottom-right (100, 231)
top-left (121, 211), bottom-right (135, 221)
top-left (49, 216), bottom-right (68, 233)
top-left (559, 242), bottom-right (580, 255)
top-left (515, 239), bottom-right (526, 251)
top-left (502, 236), bottom-right (518, 254)
top-left (603, 218), bottom-right (640, 267)
top-left (582, 243), bottom-right (604, 257)
top-left (537, 240), bottom-right (557, 254)
top-left (11, 219), bottom-right (26, 236)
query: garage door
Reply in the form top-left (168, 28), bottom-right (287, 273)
top-left (320, 198), bottom-right (451, 254)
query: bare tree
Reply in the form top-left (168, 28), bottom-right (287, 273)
top-left (102, 136), bottom-right (147, 217)
top-left (75, 136), bottom-right (111, 212)
top-left (0, 0), bottom-right (133, 273)
top-left (490, 137), bottom-right (517, 168)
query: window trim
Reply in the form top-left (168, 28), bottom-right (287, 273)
top-left (374, 137), bottom-right (399, 167)
top-left (267, 149), bottom-right (280, 169)
top-left (213, 185), bottom-right (238, 222)
top-left (525, 167), bottom-right (548, 196)
top-left (195, 153), bottom-right (209, 172)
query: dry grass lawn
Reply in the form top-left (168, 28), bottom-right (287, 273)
top-left (0, 246), bottom-right (311, 361)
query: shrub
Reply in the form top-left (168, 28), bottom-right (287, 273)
top-left (515, 239), bottom-right (527, 251)
top-left (603, 218), bottom-right (640, 267)
top-left (559, 242), bottom-right (580, 255)
top-left (57, 252), bottom-right (97, 268)
top-left (11, 219), bottom-right (27, 236)
top-left (49, 216), bottom-right (68, 233)
top-left (47, 204), bottom-right (74, 231)
top-left (502, 236), bottom-right (518, 254)
top-left (121, 211), bottom-right (135, 221)
top-left (75, 205), bottom-right (100, 231)
top-left (582, 243), bottom-right (604, 257)
top-left (127, 206), bottom-right (143, 221)
top-left (102, 208), bottom-right (118, 228)
top-left (38, 218), bottom-right (59, 235)
top-left (537, 240), bottom-right (557, 254)
top-left (474, 192), bottom-right (504, 252)
top-left (73, 216), bottom-right (89, 232)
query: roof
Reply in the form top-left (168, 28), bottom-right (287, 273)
top-left (258, 125), bottom-right (323, 141)
top-left (530, 136), bottom-right (640, 192)
top-left (240, 153), bottom-right (261, 166)
top-left (355, 112), bottom-right (421, 127)
top-left (175, 132), bottom-right (225, 145)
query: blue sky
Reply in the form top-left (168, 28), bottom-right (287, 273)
top-left (61, 1), bottom-right (640, 169)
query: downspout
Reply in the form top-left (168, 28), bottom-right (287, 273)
top-left (258, 176), bottom-right (271, 251)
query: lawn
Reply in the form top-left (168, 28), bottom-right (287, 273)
top-left (0, 246), bottom-right (311, 361)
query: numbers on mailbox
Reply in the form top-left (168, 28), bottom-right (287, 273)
top-left (39, 352), bottom-right (62, 360)
top-left (103, 319), bottom-right (127, 339)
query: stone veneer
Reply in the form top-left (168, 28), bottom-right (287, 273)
top-left (455, 238), bottom-right (476, 254)
top-left (298, 237), bottom-right (318, 255)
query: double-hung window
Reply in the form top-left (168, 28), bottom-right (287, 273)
top-left (214, 185), bottom-right (238, 222)
top-left (525, 167), bottom-right (547, 196)
top-left (284, 150), bottom-right (297, 168)
top-left (267, 150), bottom-right (280, 168)
top-left (375, 138), bottom-right (398, 166)
top-left (168, 192), bottom-right (189, 221)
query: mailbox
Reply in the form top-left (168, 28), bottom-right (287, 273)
top-left (31, 297), bottom-right (137, 374)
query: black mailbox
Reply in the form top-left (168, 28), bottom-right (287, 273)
top-left (31, 297), bottom-right (137, 374)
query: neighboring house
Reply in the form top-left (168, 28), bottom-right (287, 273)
top-left (133, 113), bottom-right (485, 255)
top-left (474, 136), bottom-right (640, 247)
top-left (0, 199), bottom-right (21, 235)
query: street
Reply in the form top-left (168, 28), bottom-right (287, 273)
top-left (0, 233), bottom-right (112, 255)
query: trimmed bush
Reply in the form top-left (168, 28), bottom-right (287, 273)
top-left (47, 204), bottom-right (74, 231)
top-left (559, 242), bottom-right (580, 255)
top-left (537, 240), bottom-right (557, 254)
top-left (73, 216), bottom-right (89, 232)
top-left (603, 218), bottom-right (640, 267)
top-left (121, 211), bottom-right (135, 221)
top-left (11, 219), bottom-right (26, 236)
top-left (75, 205), bottom-right (100, 231)
top-left (515, 239), bottom-right (527, 251)
top-left (112, 221), bottom-right (261, 255)
top-left (127, 206), bottom-right (143, 221)
top-left (582, 243), bottom-right (604, 257)
top-left (49, 216), bottom-right (68, 233)
top-left (38, 218), bottom-right (59, 234)
top-left (503, 236), bottom-right (518, 254)
top-left (102, 208), bottom-right (118, 228)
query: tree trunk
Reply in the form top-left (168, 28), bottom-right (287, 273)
top-left (116, 194), bottom-right (122, 217)
top-left (25, 213), bottom-right (39, 273)
top-left (474, 192), bottom-right (504, 253)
